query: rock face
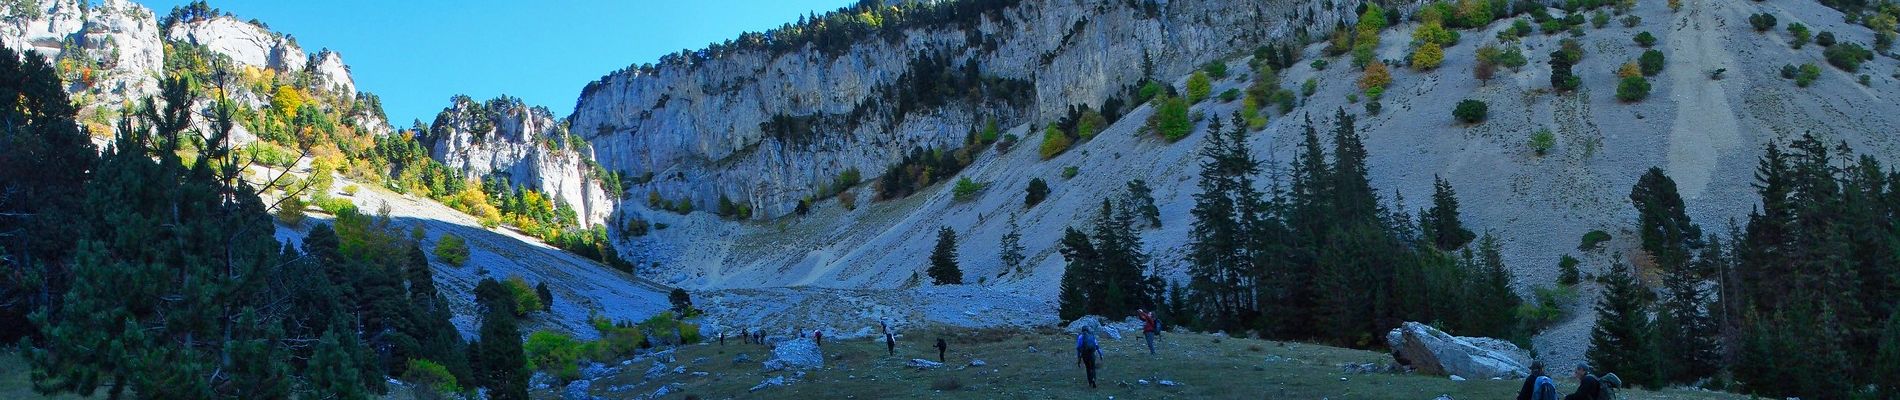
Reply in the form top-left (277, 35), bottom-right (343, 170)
top-left (165, 16), bottom-right (305, 73)
top-left (570, 0), bottom-right (1391, 219)
top-left (1386, 321), bottom-right (1530, 380)
top-left (759, 337), bottom-right (823, 372)
top-left (2, 0), bottom-right (163, 109)
top-left (310, 49), bottom-right (354, 95)
top-left (424, 95), bottom-right (615, 228)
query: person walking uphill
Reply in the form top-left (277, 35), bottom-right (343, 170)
top-left (1076, 327), bottom-right (1104, 388)
top-left (1137, 308), bottom-right (1159, 355)
top-left (935, 338), bottom-right (948, 363)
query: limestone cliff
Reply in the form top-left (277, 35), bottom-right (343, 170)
top-left (2, 0), bottom-right (162, 111)
top-left (570, 0), bottom-right (1386, 219)
top-left (425, 95), bottom-right (615, 228)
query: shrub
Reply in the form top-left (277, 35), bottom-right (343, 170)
top-left (504, 276), bottom-right (544, 315)
top-left (638, 311), bottom-right (703, 345)
top-left (275, 197), bottom-right (307, 226)
top-left (1529, 129), bottom-right (1556, 155)
top-left (1453, 99), bottom-right (1488, 123)
top-left (1494, 46), bottom-right (1528, 70)
top-left (1638, 50), bottom-right (1665, 76)
top-left (1634, 31), bottom-right (1657, 47)
top-left (1781, 64), bottom-right (1798, 79)
top-left (1202, 60), bottom-right (1229, 79)
top-left (1061, 166), bottom-right (1079, 179)
top-left (951, 177), bottom-right (986, 202)
top-left (1591, 11), bottom-right (1610, 28)
top-left (1748, 13), bottom-right (1776, 32)
top-left (1616, 76), bottom-right (1651, 102)
top-left (1136, 81), bottom-right (1165, 104)
top-left (1788, 23), bottom-right (1811, 48)
top-left (1516, 285), bottom-right (1579, 332)
top-left (1218, 88), bottom-right (1241, 102)
top-left (1310, 59), bottom-right (1328, 70)
top-left (434, 234), bottom-right (470, 266)
top-left (1579, 230), bottom-right (1612, 250)
top-left (1366, 100), bottom-right (1383, 115)
top-left (838, 190), bottom-right (857, 210)
top-left (996, 133), bottom-right (1018, 153)
top-left (1037, 126), bottom-right (1071, 160)
top-left (1558, 255), bottom-right (1582, 286)
top-left (1622, 15), bottom-right (1641, 28)
top-left (1558, 39), bottom-right (1585, 62)
top-left (1358, 61), bottom-right (1392, 90)
top-left (1186, 71), bottom-right (1212, 103)
top-left (402, 359), bottom-right (461, 394)
top-left (1816, 31), bottom-right (1836, 47)
top-left (1796, 63), bottom-right (1823, 87)
top-left (1617, 62), bottom-right (1642, 79)
top-left (1412, 42), bottom-right (1446, 70)
top-left (1024, 178), bottom-right (1050, 207)
top-left (1860, 74), bottom-right (1872, 86)
top-left (1301, 78), bottom-right (1317, 97)
top-left (1150, 96), bottom-right (1192, 141)
top-left (1075, 109), bottom-right (1108, 139)
top-left (525, 330), bottom-right (584, 381)
top-left (1825, 42), bottom-right (1871, 72)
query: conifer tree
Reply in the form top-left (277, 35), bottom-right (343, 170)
top-left (1186, 113), bottom-right (1251, 332)
top-left (1122, 179), bottom-right (1163, 228)
top-left (309, 326), bottom-right (371, 400)
top-left (999, 216), bottom-right (1025, 275)
top-left (1588, 262), bottom-right (1663, 389)
top-left (928, 226), bottom-right (963, 285)
top-left (1463, 234), bottom-right (1519, 338)
top-left (0, 43), bottom-right (96, 341)
top-left (1420, 176), bottom-right (1475, 251)
top-left (1877, 309), bottom-right (1900, 399)
top-left (472, 278), bottom-right (529, 400)
top-left (1057, 228), bottom-right (1099, 321)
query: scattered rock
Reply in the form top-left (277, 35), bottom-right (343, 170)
top-left (606, 384), bottom-right (636, 392)
top-left (671, 365), bottom-right (686, 375)
top-left (907, 359), bottom-right (945, 369)
top-left (1065, 316), bottom-right (1123, 340)
top-left (644, 361), bottom-right (668, 381)
top-left (1158, 380), bottom-right (1180, 387)
top-left (650, 382), bottom-right (683, 398)
top-left (1137, 379), bottom-right (1151, 386)
top-left (1341, 362), bottom-right (1402, 374)
top-left (561, 379), bottom-right (596, 400)
top-left (580, 362), bottom-right (619, 381)
top-left (1449, 375), bottom-right (1467, 381)
top-left (530, 372), bottom-right (554, 390)
top-left (969, 359), bottom-right (987, 367)
top-left (692, 371), bottom-right (710, 377)
top-left (692, 357), bottom-right (710, 365)
top-left (750, 375), bottom-right (787, 392)
top-left (1434, 395), bottom-right (1455, 400)
top-left (1026, 345), bottom-right (1040, 353)
top-left (733, 353), bottom-right (753, 364)
top-left (1386, 321), bottom-right (1531, 379)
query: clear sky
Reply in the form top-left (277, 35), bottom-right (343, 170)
top-left (140, 0), bottom-right (854, 126)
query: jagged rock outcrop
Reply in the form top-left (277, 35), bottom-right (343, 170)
top-left (1386, 322), bottom-right (1531, 380)
top-left (570, 0), bottom-right (1391, 219)
top-left (2, 0), bottom-right (163, 109)
top-left (310, 49), bottom-right (354, 95)
top-left (426, 95), bottom-right (614, 227)
top-left (165, 15), bottom-right (306, 73)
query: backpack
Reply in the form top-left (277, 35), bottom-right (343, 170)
top-left (1530, 376), bottom-right (1557, 400)
top-left (1597, 373), bottom-right (1622, 400)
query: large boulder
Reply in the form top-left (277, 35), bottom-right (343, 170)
top-left (760, 338), bottom-right (823, 372)
top-left (1386, 321), bottom-right (1531, 379)
top-left (1064, 315), bottom-right (1122, 340)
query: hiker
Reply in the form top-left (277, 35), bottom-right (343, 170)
top-left (1517, 361), bottom-right (1557, 400)
top-left (1076, 326), bottom-right (1104, 388)
top-left (1137, 308), bottom-right (1159, 355)
top-left (935, 338), bottom-right (948, 363)
top-left (719, 332), bottom-right (725, 346)
top-left (885, 331), bottom-right (896, 355)
top-left (1564, 363), bottom-right (1602, 400)
top-left (814, 329), bottom-right (823, 346)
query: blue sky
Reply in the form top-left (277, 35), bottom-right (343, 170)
top-left (141, 0), bottom-right (853, 126)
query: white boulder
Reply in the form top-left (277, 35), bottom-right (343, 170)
top-left (1385, 321), bottom-right (1531, 380)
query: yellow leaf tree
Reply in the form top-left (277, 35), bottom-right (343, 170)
top-left (1412, 43), bottom-right (1445, 70)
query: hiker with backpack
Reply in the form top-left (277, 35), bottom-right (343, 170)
top-left (1076, 327), bottom-right (1104, 388)
top-left (935, 338), bottom-right (949, 363)
top-left (1518, 361), bottom-right (1558, 400)
top-left (1137, 308), bottom-right (1160, 355)
top-left (1564, 363), bottom-right (1620, 400)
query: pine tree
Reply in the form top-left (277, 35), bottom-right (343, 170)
top-left (1122, 179), bottom-right (1163, 228)
top-left (1630, 167), bottom-right (1702, 274)
top-left (309, 326), bottom-right (370, 400)
top-left (1588, 262), bottom-right (1663, 389)
top-left (1463, 234), bottom-right (1519, 338)
top-left (1656, 233), bottom-right (1722, 383)
top-left (999, 216), bottom-right (1025, 275)
top-left (928, 226), bottom-right (963, 285)
top-left (1186, 113), bottom-right (1251, 332)
top-left (472, 279), bottom-right (529, 400)
top-left (0, 43), bottom-right (97, 342)
top-left (1420, 176), bottom-right (1475, 251)
top-left (1876, 308), bottom-right (1900, 399)
top-left (1057, 228), bottom-right (1099, 321)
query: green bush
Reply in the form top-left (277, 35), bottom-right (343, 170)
top-left (1748, 13), bottom-right (1776, 32)
top-left (1616, 76), bottom-right (1651, 102)
top-left (1516, 285), bottom-right (1579, 332)
top-left (1037, 126), bottom-right (1071, 160)
top-left (1310, 59), bottom-right (1328, 70)
top-left (1218, 88), bottom-right (1241, 102)
top-left (1061, 166), bottom-right (1079, 180)
top-left (504, 276), bottom-right (543, 316)
top-left (1579, 230), bottom-right (1612, 250)
top-left (1530, 129), bottom-right (1556, 155)
top-left (1633, 31), bottom-right (1657, 47)
top-left (1202, 60), bottom-right (1229, 79)
top-left (1638, 50), bottom-right (1666, 76)
top-left (1301, 78), bottom-right (1318, 97)
top-left (1621, 15), bottom-right (1641, 28)
top-left (1558, 255), bottom-right (1582, 286)
top-left (1825, 42), bottom-right (1871, 72)
top-left (1150, 96), bottom-right (1192, 141)
top-left (1796, 63), bottom-right (1822, 87)
top-left (524, 330), bottom-right (585, 381)
top-left (638, 311), bottom-right (702, 346)
top-left (402, 359), bottom-right (461, 394)
top-left (1186, 71), bottom-right (1212, 103)
top-left (588, 314), bottom-right (646, 361)
top-left (1816, 31), bottom-right (1836, 47)
top-left (951, 177), bottom-right (986, 202)
top-left (1024, 178), bottom-right (1050, 207)
top-left (1788, 23), bottom-right (1811, 48)
top-left (314, 197), bottom-right (357, 216)
top-left (434, 234), bottom-right (470, 266)
top-left (1453, 99), bottom-right (1488, 123)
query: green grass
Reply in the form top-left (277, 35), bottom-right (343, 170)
top-left (538, 328), bottom-right (1747, 399)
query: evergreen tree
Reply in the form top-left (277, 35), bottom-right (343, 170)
top-left (472, 278), bottom-right (529, 400)
top-left (1630, 167), bottom-right (1702, 274)
top-left (1420, 176), bottom-right (1475, 251)
top-left (1186, 113), bottom-right (1251, 332)
top-left (0, 43), bottom-right (96, 342)
top-left (999, 216), bottom-right (1026, 275)
top-left (1056, 228), bottom-right (1099, 321)
top-left (1121, 179), bottom-right (1162, 228)
top-left (1587, 262), bottom-right (1663, 389)
top-left (1877, 308), bottom-right (1900, 399)
top-left (309, 326), bottom-right (370, 400)
top-left (1462, 234), bottom-right (1519, 338)
top-left (928, 226), bottom-right (963, 285)
top-left (1092, 199), bottom-right (1155, 317)
top-left (1657, 233), bottom-right (1722, 383)
top-left (536, 282), bottom-right (554, 312)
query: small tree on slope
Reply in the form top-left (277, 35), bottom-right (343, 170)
top-left (929, 226), bottom-right (964, 285)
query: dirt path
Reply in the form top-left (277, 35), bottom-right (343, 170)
top-left (1664, 0), bottom-right (1745, 200)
